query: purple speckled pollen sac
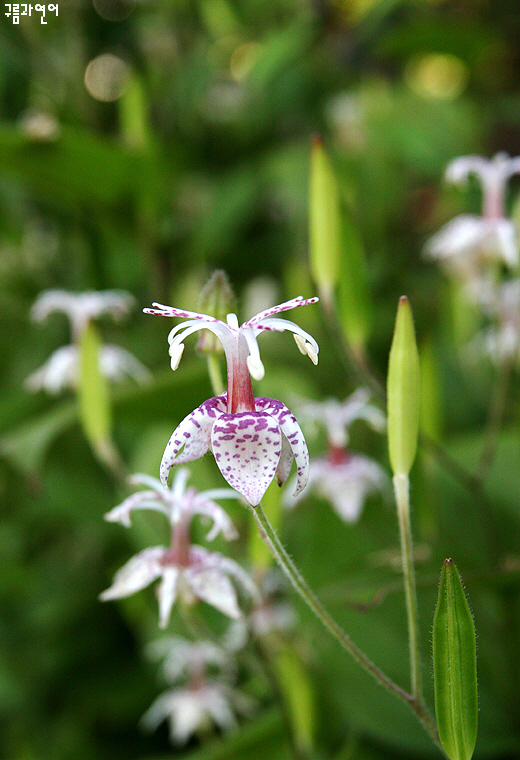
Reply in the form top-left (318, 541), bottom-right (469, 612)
top-left (144, 296), bottom-right (319, 506)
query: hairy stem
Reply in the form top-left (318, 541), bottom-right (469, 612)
top-left (251, 503), bottom-right (443, 753)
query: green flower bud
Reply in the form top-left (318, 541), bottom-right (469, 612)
top-left (196, 270), bottom-right (235, 354)
top-left (387, 296), bottom-right (420, 476)
top-left (309, 136), bottom-right (341, 307)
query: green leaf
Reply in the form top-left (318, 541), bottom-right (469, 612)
top-left (433, 558), bottom-right (478, 760)
top-left (387, 296), bottom-right (420, 476)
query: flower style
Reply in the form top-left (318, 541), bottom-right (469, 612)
top-left (100, 469), bottom-right (258, 627)
top-left (425, 153), bottom-right (520, 274)
top-left (26, 289), bottom-right (150, 393)
top-left (284, 389), bottom-right (388, 522)
top-left (144, 296), bottom-right (319, 506)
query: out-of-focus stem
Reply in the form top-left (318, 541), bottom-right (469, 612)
top-left (393, 472), bottom-right (422, 701)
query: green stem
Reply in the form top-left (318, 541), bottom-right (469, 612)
top-left (393, 473), bottom-right (422, 700)
top-left (251, 503), bottom-right (443, 753)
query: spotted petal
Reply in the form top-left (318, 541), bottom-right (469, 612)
top-left (255, 398), bottom-right (309, 497)
top-left (160, 396), bottom-right (226, 485)
top-left (210, 411), bottom-right (282, 506)
top-left (99, 546), bottom-right (166, 601)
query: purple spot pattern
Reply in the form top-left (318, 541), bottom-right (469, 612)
top-left (160, 395), bottom-right (227, 485)
top-left (255, 397), bottom-right (309, 496)
top-left (211, 411), bottom-right (282, 506)
top-left (159, 393), bottom-right (310, 504)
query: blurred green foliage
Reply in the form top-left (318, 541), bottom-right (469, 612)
top-left (2, 1), bottom-right (520, 759)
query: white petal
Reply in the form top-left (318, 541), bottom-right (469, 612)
top-left (24, 344), bottom-right (78, 394)
top-left (203, 685), bottom-right (238, 731)
top-left (103, 490), bottom-right (170, 527)
top-left (141, 689), bottom-right (206, 744)
top-left (186, 567), bottom-right (242, 619)
top-left (255, 398), bottom-right (309, 497)
top-left (493, 219), bottom-right (519, 268)
top-left (191, 495), bottom-right (239, 541)
top-left (157, 567), bottom-right (180, 628)
top-left (160, 396), bottom-right (226, 486)
top-left (194, 547), bottom-right (259, 601)
top-left (445, 156), bottom-right (491, 186)
top-left (425, 215), bottom-right (487, 260)
top-left (99, 345), bottom-right (152, 384)
top-left (210, 411), bottom-right (282, 506)
top-left (188, 546), bottom-right (259, 615)
top-left (99, 546), bottom-right (166, 600)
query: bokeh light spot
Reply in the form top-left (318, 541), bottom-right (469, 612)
top-left (84, 54), bottom-right (130, 102)
top-left (93, 0), bottom-right (136, 22)
top-left (405, 53), bottom-right (469, 101)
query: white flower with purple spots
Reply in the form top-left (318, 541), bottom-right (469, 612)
top-left (144, 296), bottom-right (319, 506)
top-left (100, 469), bottom-right (257, 627)
top-left (100, 542), bottom-right (258, 628)
top-left (103, 468), bottom-right (240, 540)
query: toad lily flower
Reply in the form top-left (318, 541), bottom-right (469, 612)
top-left (141, 636), bottom-right (255, 746)
top-left (100, 469), bottom-right (258, 627)
top-left (284, 389), bottom-right (389, 522)
top-left (25, 289), bottom-right (151, 393)
top-left (144, 296), bottom-right (319, 506)
top-left (425, 153), bottom-right (520, 274)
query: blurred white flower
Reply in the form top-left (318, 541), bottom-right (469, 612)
top-left (466, 279), bottom-right (520, 364)
top-left (25, 343), bottom-right (151, 393)
top-left (141, 682), bottom-right (250, 745)
top-left (30, 289), bottom-right (136, 338)
top-left (104, 468), bottom-right (240, 539)
top-left (425, 215), bottom-right (518, 273)
top-left (101, 469), bottom-right (257, 627)
top-left (26, 289), bottom-right (150, 393)
top-left (425, 153), bottom-right (520, 273)
top-left (284, 453), bottom-right (389, 523)
top-left (298, 388), bottom-right (386, 449)
top-left (284, 390), bottom-right (388, 522)
top-left (100, 543), bottom-right (258, 627)
top-left (141, 636), bottom-right (255, 745)
top-left (146, 636), bottom-right (232, 684)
